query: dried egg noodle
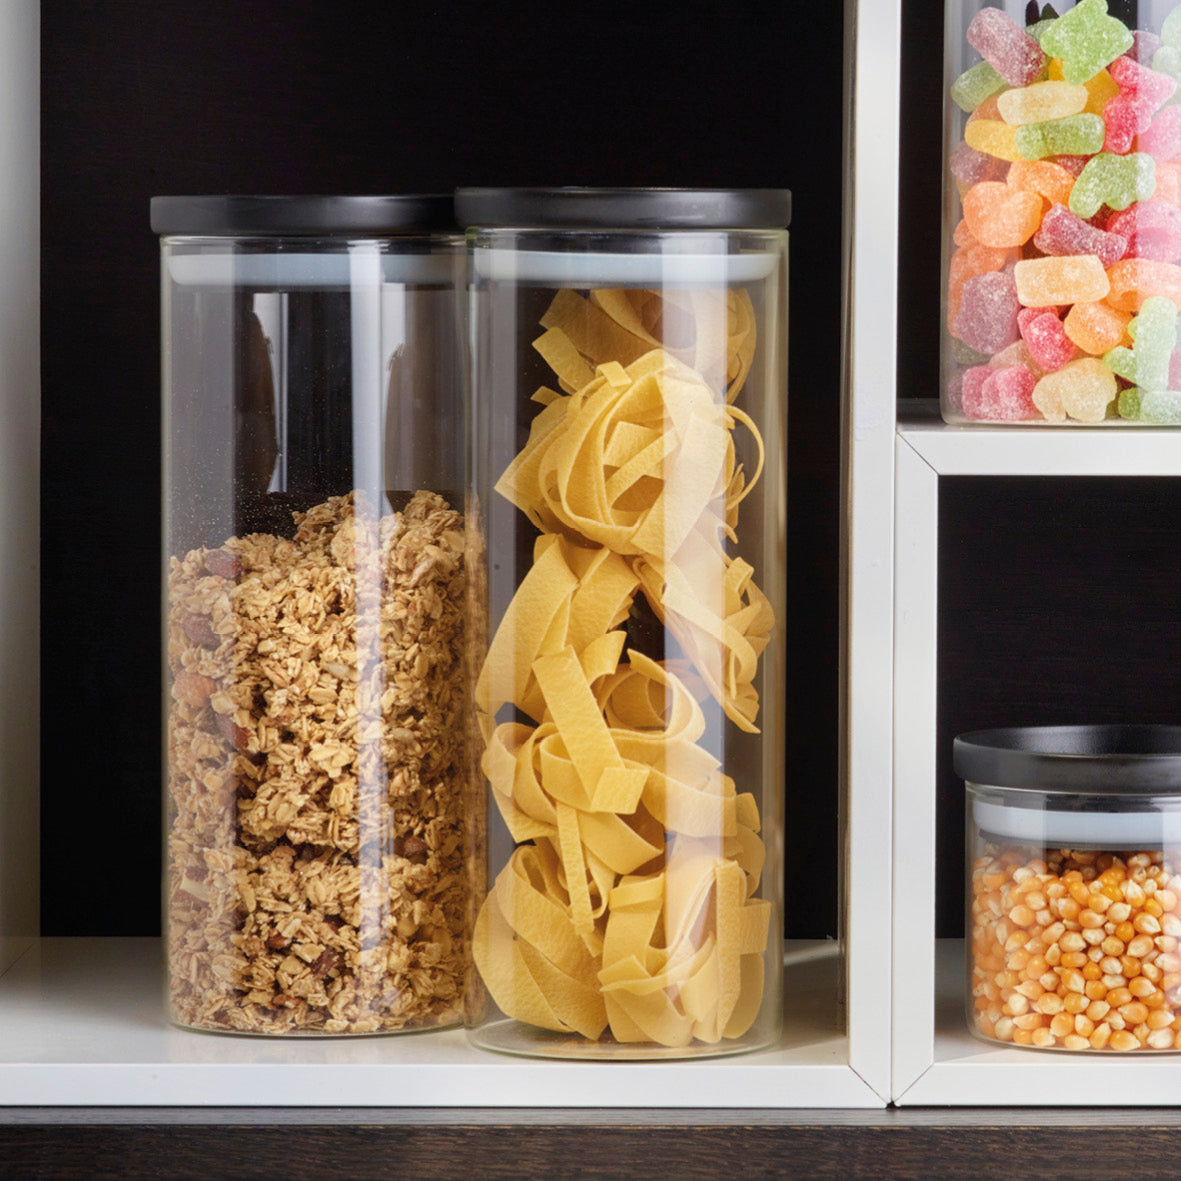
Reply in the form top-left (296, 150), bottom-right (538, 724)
top-left (472, 287), bottom-right (774, 1047)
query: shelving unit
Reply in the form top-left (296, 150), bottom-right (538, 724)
top-left (0, 0), bottom-right (900, 1111)
top-left (891, 407), bottom-right (1181, 1105)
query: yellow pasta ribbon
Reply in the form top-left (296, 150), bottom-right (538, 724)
top-left (472, 286), bottom-right (774, 1046)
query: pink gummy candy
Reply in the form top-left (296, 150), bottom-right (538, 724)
top-left (957, 268), bottom-right (1021, 355)
top-left (966, 8), bottom-right (1045, 87)
top-left (1106, 200), bottom-right (1181, 262)
top-left (1033, 203), bottom-right (1128, 267)
top-left (962, 363), bottom-right (1037, 421)
top-left (1104, 57), bottom-right (1177, 154)
top-left (1169, 349), bottom-right (1181, 389)
top-left (950, 141), bottom-right (1007, 187)
top-left (1017, 308), bottom-right (1077, 372)
top-left (1130, 32), bottom-right (1162, 66)
top-left (1138, 104), bottom-right (1181, 160)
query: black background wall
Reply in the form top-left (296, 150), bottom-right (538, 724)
top-left (40, 2), bottom-right (1179, 943)
top-left (40, 1), bottom-right (844, 937)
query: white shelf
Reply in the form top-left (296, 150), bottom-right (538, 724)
top-left (900, 401), bottom-right (1181, 477)
top-left (896, 942), bottom-right (1181, 1106)
top-left (0, 939), bottom-right (880, 1108)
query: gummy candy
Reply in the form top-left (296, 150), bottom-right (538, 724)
top-left (948, 241), bottom-right (1018, 332)
top-left (1130, 32), bottom-right (1163, 66)
top-left (966, 118), bottom-right (1026, 162)
top-left (1015, 113), bottom-right (1105, 159)
top-left (1106, 200), bottom-right (1181, 262)
top-left (1162, 7), bottom-right (1181, 52)
top-left (963, 180), bottom-right (1045, 246)
top-left (958, 269), bottom-right (1022, 354)
top-left (952, 60), bottom-right (1008, 113)
top-left (1151, 161), bottom-right (1181, 207)
top-left (1136, 388), bottom-right (1181, 421)
top-left (1014, 254), bottom-right (1110, 305)
top-left (1137, 104), bottom-right (1181, 160)
top-left (1063, 300), bottom-right (1131, 353)
top-left (991, 337), bottom-right (1043, 375)
top-left (1068, 151), bottom-right (1156, 217)
top-left (1040, 0), bottom-right (1134, 86)
top-left (1033, 203), bottom-right (1128, 266)
top-left (1102, 56), bottom-right (1177, 154)
top-left (1032, 356), bottom-right (1118, 422)
top-left (1007, 160), bottom-right (1076, 207)
top-left (1018, 306), bottom-right (1077, 370)
top-left (1152, 44), bottom-right (1181, 84)
top-left (951, 141), bottom-right (1009, 187)
top-left (1103, 294), bottom-right (1178, 388)
top-left (998, 80), bottom-right (1088, 125)
top-left (962, 363), bottom-right (1038, 420)
top-left (967, 8), bottom-right (1047, 87)
top-left (1106, 257), bottom-right (1181, 311)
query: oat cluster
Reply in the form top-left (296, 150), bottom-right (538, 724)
top-left (166, 490), bottom-right (468, 1034)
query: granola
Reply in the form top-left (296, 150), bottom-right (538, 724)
top-left (166, 490), bottom-right (469, 1034)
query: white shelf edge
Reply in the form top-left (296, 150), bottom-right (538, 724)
top-left (897, 940), bottom-right (1181, 1106)
top-left (0, 938), bottom-right (882, 1109)
top-left (899, 403), bottom-right (1181, 477)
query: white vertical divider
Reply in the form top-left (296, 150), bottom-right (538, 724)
top-left (841, 0), bottom-right (901, 1100)
top-left (890, 437), bottom-right (940, 1099)
top-left (0, 0), bottom-right (40, 972)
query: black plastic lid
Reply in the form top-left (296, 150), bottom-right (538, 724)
top-left (454, 187), bottom-right (791, 231)
top-left (954, 725), bottom-right (1181, 795)
top-left (150, 195), bottom-right (458, 236)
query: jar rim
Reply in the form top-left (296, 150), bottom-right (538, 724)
top-left (150, 195), bottom-right (458, 236)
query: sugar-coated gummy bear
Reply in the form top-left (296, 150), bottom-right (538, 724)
top-left (1137, 388), bottom-right (1181, 422)
top-left (962, 363), bottom-right (1037, 420)
top-left (967, 8), bottom-right (1046, 87)
top-left (1104, 57), bottom-right (1181, 154)
top-left (1032, 356), bottom-right (1118, 422)
top-left (966, 119), bottom-right (1024, 162)
top-left (951, 141), bottom-right (1008, 187)
top-left (1105, 258), bottom-right (1181, 311)
top-left (1008, 160), bottom-right (1075, 207)
top-left (1162, 8), bottom-right (1181, 52)
top-left (1018, 307), bottom-right (1077, 371)
top-left (1130, 31), bottom-right (1163, 66)
top-left (1039, 0), bottom-right (1134, 86)
top-left (958, 269), bottom-right (1022, 354)
top-left (1138, 105), bottom-right (1181, 160)
top-left (952, 60), bottom-right (1009, 113)
top-left (1106, 201), bottom-right (1181, 263)
top-left (1068, 152), bottom-right (1156, 217)
top-left (1063, 300), bottom-right (1131, 354)
top-left (998, 80), bottom-right (1087, 125)
top-left (1103, 295), bottom-right (1178, 389)
top-left (1015, 113), bottom-right (1105, 159)
top-left (963, 181), bottom-right (1044, 247)
top-left (1033, 203), bottom-right (1128, 267)
top-left (1014, 254), bottom-right (1110, 306)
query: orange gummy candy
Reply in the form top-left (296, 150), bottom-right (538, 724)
top-left (1106, 259), bottom-right (1181, 312)
top-left (963, 181), bottom-right (1045, 248)
top-left (1062, 301), bottom-right (1131, 354)
top-left (1007, 160), bottom-right (1076, 209)
top-left (1015, 255), bottom-right (1110, 306)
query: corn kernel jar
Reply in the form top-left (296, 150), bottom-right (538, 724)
top-left (960, 724), bottom-right (1181, 1051)
top-left (457, 187), bottom-right (789, 1058)
top-left (944, 1), bottom-right (1181, 424)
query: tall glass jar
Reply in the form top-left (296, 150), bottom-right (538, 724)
top-left (457, 187), bottom-right (789, 1058)
top-left (959, 725), bottom-right (1181, 1052)
top-left (153, 195), bottom-right (470, 1035)
top-left (944, 1), bottom-right (1181, 424)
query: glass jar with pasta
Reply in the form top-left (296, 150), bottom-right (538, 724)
top-left (457, 188), bottom-right (789, 1058)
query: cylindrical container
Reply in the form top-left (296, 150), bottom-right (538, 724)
top-left (943, 1), bottom-right (1181, 424)
top-left (958, 724), bottom-right (1181, 1051)
top-left (458, 187), bottom-right (789, 1058)
top-left (153, 195), bottom-right (470, 1035)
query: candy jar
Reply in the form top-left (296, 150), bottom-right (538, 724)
top-left (959, 725), bottom-right (1181, 1051)
top-left (944, 0), bottom-right (1181, 424)
top-left (154, 195), bottom-right (470, 1035)
top-left (457, 187), bottom-right (789, 1058)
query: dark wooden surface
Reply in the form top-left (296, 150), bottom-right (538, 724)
top-left (7, 1109), bottom-right (1181, 1178)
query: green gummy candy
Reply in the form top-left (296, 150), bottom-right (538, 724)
top-left (1015, 113), bottom-right (1104, 160)
top-left (1103, 297), bottom-right (1177, 390)
top-left (1118, 388), bottom-right (1142, 420)
top-left (1039, 0), bottom-right (1134, 85)
top-left (951, 61), bottom-right (1006, 114)
top-left (1162, 8), bottom-right (1181, 52)
top-left (1153, 45), bottom-right (1181, 84)
top-left (1138, 389), bottom-right (1181, 423)
top-left (1069, 152), bottom-right (1156, 218)
top-left (1026, 19), bottom-right (1055, 44)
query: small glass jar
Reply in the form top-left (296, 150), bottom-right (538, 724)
top-left (958, 724), bottom-right (1181, 1051)
top-left (153, 195), bottom-right (469, 1035)
top-left (458, 187), bottom-right (789, 1059)
top-left (943, 1), bottom-right (1181, 424)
